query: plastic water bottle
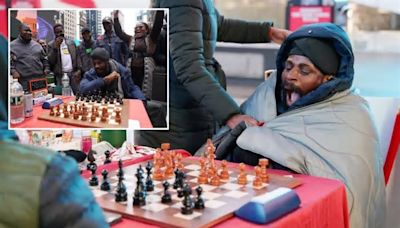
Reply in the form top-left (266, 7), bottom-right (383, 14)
top-left (62, 73), bottom-right (72, 96)
top-left (10, 79), bottom-right (25, 124)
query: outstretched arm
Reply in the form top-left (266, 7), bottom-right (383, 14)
top-left (113, 11), bottom-right (132, 44)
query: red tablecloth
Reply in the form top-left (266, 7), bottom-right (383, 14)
top-left (10, 96), bottom-right (153, 128)
top-left (89, 153), bottom-right (349, 228)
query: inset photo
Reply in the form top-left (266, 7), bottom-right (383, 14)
top-left (9, 8), bottom-right (168, 129)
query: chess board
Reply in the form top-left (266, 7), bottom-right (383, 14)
top-left (38, 98), bottom-right (130, 128)
top-left (90, 158), bottom-right (302, 228)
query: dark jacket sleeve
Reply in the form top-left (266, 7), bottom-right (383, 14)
top-left (149, 10), bottom-right (164, 43)
top-left (39, 154), bottom-right (108, 228)
top-left (113, 17), bottom-right (132, 43)
top-left (40, 46), bottom-right (50, 72)
top-left (79, 70), bottom-right (105, 94)
top-left (216, 9), bottom-right (272, 43)
top-left (47, 41), bottom-right (59, 71)
top-left (157, 0), bottom-right (240, 124)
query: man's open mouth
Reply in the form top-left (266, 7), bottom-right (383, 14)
top-left (286, 90), bottom-right (300, 106)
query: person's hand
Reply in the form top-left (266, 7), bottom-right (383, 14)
top-left (113, 10), bottom-right (119, 19)
top-left (12, 71), bottom-right (21, 79)
top-left (55, 36), bottom-right (63, 49)
top-left (226, 114), bottom-right (259, 129)
top-left (103, 71), bottom-right (120, 84)
top-left (269, 27), bottom-right (291, 44)
top-left (73, 70), bottom-right (81, 82)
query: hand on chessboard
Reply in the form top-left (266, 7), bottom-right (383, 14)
top-left (103, 71), bottom-right (120, 85)
top-left (226, 114), bottom-right (260, 129)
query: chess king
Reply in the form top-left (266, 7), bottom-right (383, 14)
top-left (79, 47), bottom-right (146, 101)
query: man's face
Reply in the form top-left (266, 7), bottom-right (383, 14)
top-left (135, 23), bottom-right (148, 37)
top-left (282, 55), bottom-right (330, 106)
top-left (38, 39), bottom-right (47, 49)
top-left (54, 26), bottom-right (64, 38)
top-left (20, 27), bottom-right (32, 42)
top-left (103, 22), bottom-right (112, 33)
top-left (82, 31), bottom-right (92, 42)
top-left (93, 59), bottom-right (107, 75)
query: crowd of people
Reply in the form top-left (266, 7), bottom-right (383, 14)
top-left (10, 10), bottom-right (166, 102)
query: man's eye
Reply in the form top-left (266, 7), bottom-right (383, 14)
top-left (300, 70), bottom-right (309, 75)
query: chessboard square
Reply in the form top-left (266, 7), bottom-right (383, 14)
top-left (199, 184), bottom-right (217, 192)
top-left (202, 191), bottom-right (221, 200)
top-left (186, 170), bottom-right (200, 177)
top-left (91, 189), bottom-right (108, 197)
top-left (205, 200), bottom-right (226, 209)
top-left (151, 187), bottom-right (164, 194)
top-left (224, 190), bottom-right (248, 198)
top-left (171, 202), bottom-right (181, 209)
top-left (220, 183), bottom-right (241, 191)
top-left (147, 194), bottom-right (162, 203)
top-left (247, 175), bottom-right (255, 181)
top-left (142, 203), bottom-right (169, 212)
top-left (171, 194), bottom-right (182, 201)
top-left (251, 183), bottom-right (268, 190)
top-left (189, 178), bottom-right (198, 183)
top-left (184, 164), bottom-right (200, 170)
top-left (173, 211), bottom-right (202, 220)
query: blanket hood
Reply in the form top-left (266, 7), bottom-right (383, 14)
top-left (275, 23), bottom-right (354, 113)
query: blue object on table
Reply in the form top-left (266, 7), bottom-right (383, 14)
top-left (42, 97), bottom-right (63, 109)
top-left (235, 187), bottom-right (301, 224)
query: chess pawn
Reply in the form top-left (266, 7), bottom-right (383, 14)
top-left (219, 160), bottom-right (230, 181)
top-left (49, 106), bottom-right (55, 116)
top-left (210, 172), bottom-right (221, 186)
top-left (115, 109), bottom-right (121, 124)
top-left (161, 181), bottom-right (172, 203)
top-left (152, 163), bottom-right (164, 181)
top-left (104, 150), bottom-right (111, 164)
top-left (237, 163), bottom-right (247, 185)
top-left (90, 112), bottom-right (96, 121)
top-left (197, 168), bottom-right (208, 185)
top-left (181, 185), bottom-right (194, 215)
top-left (100, 169), bottom-right (111, 191)
top-left (73, 111), bottom-right (79, 120)
top-left (56, 106), bottom-right (61, 116)
top-left (81, 114), bottom-right (87, 121)
top-left (259, 158), bottom-right (269, 183)
top-left (253, 166), bottom-right (263, 188)
top-left (63, 110), bottom-right (70, 118)
top-left (89, 164), bottom-right (99, 186)
top-left (194, 186), bottom-right (205, 209)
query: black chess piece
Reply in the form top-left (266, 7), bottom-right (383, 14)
top-left (100, 169), bottom-right (110, 191)
top-left (145, 162), bottom-right (154, 192)
top-left (89, 163), bottom-right (99, 186)
top-left (115, 174), bottom-right (127, 202)
top-left (161, 181), bottom-right (172, 203)
top-left (117, 160), bottom-right (124, 179)
top-left (132, 171), bottom-right (146, 206)
top-left (86, 150), bottom-right (97, 170)
top-left (173, 169), bottom-right (183, 189)
top-left (104, 150), bottom-right (111, 164)
top-left (181, 185), bottom-right (194, 215)
top-left (194, 186), bottom-right (205, 209)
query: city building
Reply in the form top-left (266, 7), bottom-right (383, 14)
top-left (60, 10), bottom-right (76, 40)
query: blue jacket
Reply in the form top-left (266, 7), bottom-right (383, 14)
top-left (79, 59), bottom-right (146, 100)
top-left (96, 32), bottom-right (128, 66)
